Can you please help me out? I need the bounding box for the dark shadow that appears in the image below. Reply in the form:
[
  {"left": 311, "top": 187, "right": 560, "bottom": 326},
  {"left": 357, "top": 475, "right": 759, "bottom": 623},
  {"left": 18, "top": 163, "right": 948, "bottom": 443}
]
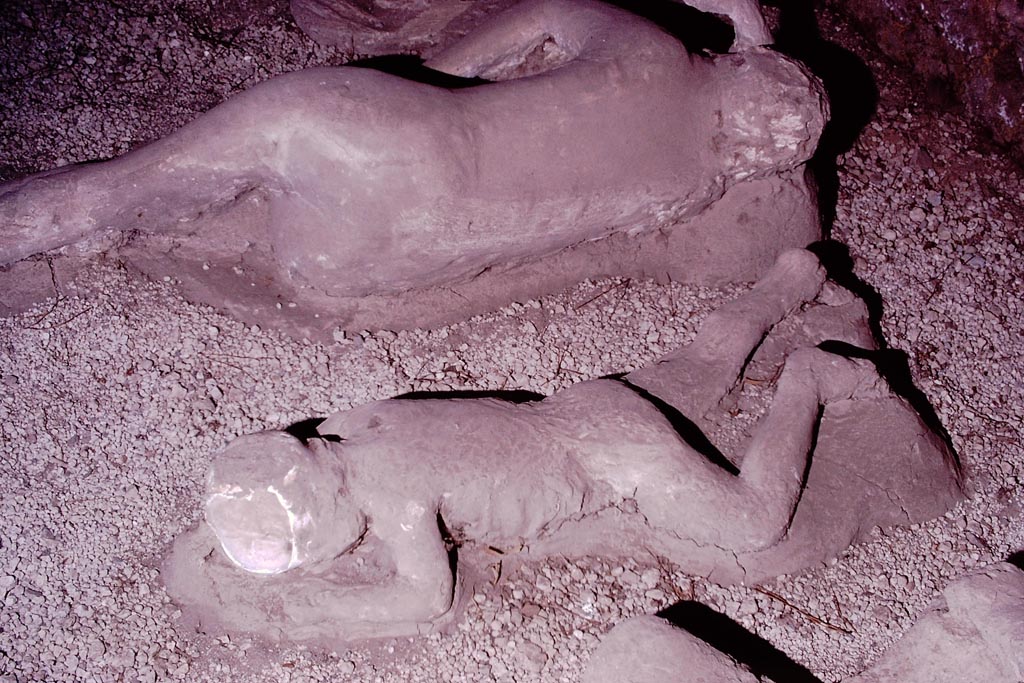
[
  {"left": 658, "top": 601, "right": 824, "bottom": 683},
  {"left": 614, "top": 377, "right": 740, "bottom": 475},
  {"left": 436, "top": 512, "right": 461, "bottom": 591},
  {"left": 765, "top": 0, "right": 879, "bottom": 234},
  {"left": 285, "top": 416, "right": 341, "bottom": 443},
  {"left": 1007, "top": 550, "right": 1024, "bottom": 571},
  {"left": 605, "top": 0, "right": 734, "bottom": 54},
  {"left": 841, "top": 343, "right": 962, "bottom": 478},
  {"left": 789, "top": 403, "right": 823, "bottom": 525},
  {"left": 394, "top": 388, "right": 545, "bottom": 403},
  {"left": 807, "top": 241, "right": 959, "bottom": 476},
  {"left": 807, "top": 239, "right": 962, "bottom": 479},
  {"left": 348, "top": 54, "right": 491, "bottom": 89},
  {"left": 808, "top": 240, "right": 885, "bottom": 344},
  {"left": 809, "top": 340, "right": 961, "bottom": 483}
]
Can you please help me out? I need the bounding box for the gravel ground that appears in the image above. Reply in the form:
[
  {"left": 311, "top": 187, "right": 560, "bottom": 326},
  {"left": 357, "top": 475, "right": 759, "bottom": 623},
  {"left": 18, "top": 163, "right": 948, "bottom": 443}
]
[{"left": 1, "top": 2, "right": 1023, "bottom": 682}]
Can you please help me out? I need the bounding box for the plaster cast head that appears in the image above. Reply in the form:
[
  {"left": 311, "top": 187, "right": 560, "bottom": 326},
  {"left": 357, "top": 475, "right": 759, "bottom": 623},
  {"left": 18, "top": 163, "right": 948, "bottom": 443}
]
[{"left": 204, "top": 431, "right": 365, "bottom": 575}]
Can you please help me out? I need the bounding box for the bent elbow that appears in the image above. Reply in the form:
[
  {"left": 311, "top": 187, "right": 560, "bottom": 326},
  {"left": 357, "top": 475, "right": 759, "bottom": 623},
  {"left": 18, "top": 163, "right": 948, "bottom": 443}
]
[{"left": 402, "top": 570, "right": 457, "bottom": 623}]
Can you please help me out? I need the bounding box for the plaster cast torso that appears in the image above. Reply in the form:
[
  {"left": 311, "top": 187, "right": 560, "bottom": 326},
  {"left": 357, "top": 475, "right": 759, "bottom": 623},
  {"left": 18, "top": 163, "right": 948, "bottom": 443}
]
[
  {"left": 316, "top": 375, "right": 753, "bottom": 555},
  {"left": 318, "top": 396, "right": 603, "bottom": 548},
  {"left": 264, "top": 4, "right": 718, "bottom": 296}
]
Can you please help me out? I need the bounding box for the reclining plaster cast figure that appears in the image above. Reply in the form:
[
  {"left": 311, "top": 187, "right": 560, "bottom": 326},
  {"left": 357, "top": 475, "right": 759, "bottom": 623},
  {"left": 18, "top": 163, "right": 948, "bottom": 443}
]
[
  {"left": 0, "top": 0, "right": 826, "bottom": 320},
  {"left": 163, "top": 250, "right": 962, "bottom": 643}
]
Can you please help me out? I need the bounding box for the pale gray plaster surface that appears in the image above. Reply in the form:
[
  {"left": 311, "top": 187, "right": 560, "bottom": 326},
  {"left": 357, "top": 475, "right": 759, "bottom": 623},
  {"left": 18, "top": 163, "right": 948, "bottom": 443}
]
[{"left": 583, "top": 614, "right": 761, "bottom": 683}]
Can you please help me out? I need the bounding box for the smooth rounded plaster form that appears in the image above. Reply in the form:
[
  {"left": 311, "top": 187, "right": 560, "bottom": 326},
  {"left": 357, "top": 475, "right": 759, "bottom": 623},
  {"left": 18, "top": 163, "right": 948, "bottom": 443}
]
[
  {"left": 204, "top": 432, "right": 365, "bottom": 575},
  {"left": 583, "top": 562, "right": 1024, "bottom": 683}
]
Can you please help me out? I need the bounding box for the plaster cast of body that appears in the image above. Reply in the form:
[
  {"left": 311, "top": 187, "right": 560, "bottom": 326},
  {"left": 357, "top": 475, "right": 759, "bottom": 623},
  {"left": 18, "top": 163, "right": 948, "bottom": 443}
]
[
  {"left": 583, "top": 562, "right": 1024, "bottom": 683},
  {"left": 0, "top": 0, "right": 825, "bottom": 298},
  {"left": 164, "top": 250, "right": 961, "bottom": 642}
]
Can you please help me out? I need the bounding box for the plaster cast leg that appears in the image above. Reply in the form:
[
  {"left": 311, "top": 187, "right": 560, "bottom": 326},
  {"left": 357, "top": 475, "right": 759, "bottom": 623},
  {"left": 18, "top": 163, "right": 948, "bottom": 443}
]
[
  {"left": 730, "top": 347, "right": 888, "bottom": 545},
  {"left": 0, "top": 66, "right": 459, "bottom": 278},
  {"left": 626, "top": 248, "right": 826, "bottom": 418},
  {"left": 425, "top": 0, "right": 622, "bottom": 79},
  {"left": 0, "top": 81, "right": 277, "bottom": 265},
  {"left": 628, "top": 345, "right": 888, "bottom": 551}
]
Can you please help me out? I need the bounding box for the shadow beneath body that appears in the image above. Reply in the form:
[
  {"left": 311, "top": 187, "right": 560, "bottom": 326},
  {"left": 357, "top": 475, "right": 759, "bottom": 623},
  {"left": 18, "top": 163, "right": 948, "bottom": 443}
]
[
  {"left": 766, "top": 0, "right": 878, "bottom": 235},
  {"left": 658, "top": 601, "right": 824, "bottom": 683}
]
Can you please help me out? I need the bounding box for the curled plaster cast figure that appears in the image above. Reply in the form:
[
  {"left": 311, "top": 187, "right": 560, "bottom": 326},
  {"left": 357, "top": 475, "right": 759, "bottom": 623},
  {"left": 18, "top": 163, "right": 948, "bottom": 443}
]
[
  {"left": 0, "top": 0, "right": 826, "bottom": 311},
  {"left": 163, "top": 250, "right": 961, "bottom": 643}
]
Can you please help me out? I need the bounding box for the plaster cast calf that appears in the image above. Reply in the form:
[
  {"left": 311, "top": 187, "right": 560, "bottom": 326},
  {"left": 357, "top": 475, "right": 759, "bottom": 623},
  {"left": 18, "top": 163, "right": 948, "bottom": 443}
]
[
  {"left": 163, "top": 250, "right": 961, "bottom": 643},
  {"left": 0, "top": 0, "right": 825, "bottom": 299}
]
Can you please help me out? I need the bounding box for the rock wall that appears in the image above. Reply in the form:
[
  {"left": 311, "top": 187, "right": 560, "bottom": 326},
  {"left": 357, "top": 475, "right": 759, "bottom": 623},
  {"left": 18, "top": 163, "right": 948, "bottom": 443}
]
[{"left": 825, "top": 0, "right": 1024, "bottom": 161}]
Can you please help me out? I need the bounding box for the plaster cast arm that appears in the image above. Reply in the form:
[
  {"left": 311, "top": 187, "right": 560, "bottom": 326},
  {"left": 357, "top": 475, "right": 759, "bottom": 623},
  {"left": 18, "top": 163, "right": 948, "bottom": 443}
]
[
  {"left": 425, "top": 0, "right": 635, "bottom": 79},
  {"left": 281, "top": 497, "right": 455, "bottom": 635}
]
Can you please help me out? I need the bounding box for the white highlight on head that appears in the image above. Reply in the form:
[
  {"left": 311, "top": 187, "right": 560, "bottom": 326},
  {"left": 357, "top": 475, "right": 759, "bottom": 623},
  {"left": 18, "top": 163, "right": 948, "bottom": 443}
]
[{"left": 267, "top": 485, "right": 305, "bottom": 572}]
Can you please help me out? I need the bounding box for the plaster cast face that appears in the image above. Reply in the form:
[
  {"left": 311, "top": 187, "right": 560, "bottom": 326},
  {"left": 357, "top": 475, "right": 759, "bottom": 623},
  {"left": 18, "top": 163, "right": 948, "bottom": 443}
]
[
  {"left": 204, "top": 432, "right": 364, "bottom": 575},
  {"left": 206, "top": 485, "right": 303, "bottom": 574}
]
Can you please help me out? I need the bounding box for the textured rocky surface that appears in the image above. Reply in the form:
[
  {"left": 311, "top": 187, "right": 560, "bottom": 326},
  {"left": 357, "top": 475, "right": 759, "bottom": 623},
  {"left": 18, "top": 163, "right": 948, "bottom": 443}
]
[
  {"left": 2, "top": 1, "right": 1024, "bottom": 682},
  {"left": 827, "top": 0, "right": 1024, "bottom": 161}
]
